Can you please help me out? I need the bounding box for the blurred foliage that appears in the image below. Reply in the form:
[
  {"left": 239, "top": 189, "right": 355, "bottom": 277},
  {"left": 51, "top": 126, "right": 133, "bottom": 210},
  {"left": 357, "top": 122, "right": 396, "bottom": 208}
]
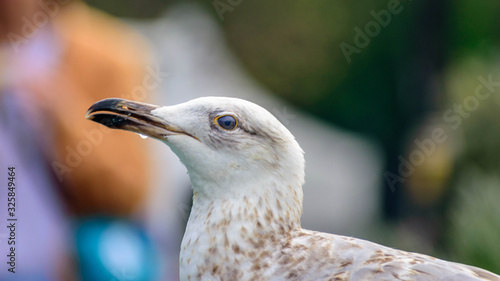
[
  {"left": 445, "top": 56, "right": 500, "bottom": 171},
  {"left": 445, "top": 169, "right": 500, "bottom": 273},
  {"left": 447, "top": 0, "right": 500, "bottom": 57},
  {"left": 443, "top": 50, "right": 500, "bottom": 274}
]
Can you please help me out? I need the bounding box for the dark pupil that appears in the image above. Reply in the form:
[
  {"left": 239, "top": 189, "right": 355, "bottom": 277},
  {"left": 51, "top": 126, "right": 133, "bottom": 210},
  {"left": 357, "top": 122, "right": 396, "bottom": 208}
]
[{"left": 218, "top": 116, "right": 236, "bottom": 130}]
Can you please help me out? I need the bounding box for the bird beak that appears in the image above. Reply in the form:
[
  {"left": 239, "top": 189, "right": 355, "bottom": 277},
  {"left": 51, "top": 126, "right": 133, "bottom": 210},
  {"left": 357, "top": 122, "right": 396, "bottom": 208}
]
[{"left": 86, "top": 98, "right": 198, "bottom": 140}]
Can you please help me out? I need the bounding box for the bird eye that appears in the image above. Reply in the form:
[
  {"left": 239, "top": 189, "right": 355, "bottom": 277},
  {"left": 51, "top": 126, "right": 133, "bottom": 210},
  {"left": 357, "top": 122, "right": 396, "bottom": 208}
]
[{"left": 215, "top": 115, "right": 238, "bottom": 130}]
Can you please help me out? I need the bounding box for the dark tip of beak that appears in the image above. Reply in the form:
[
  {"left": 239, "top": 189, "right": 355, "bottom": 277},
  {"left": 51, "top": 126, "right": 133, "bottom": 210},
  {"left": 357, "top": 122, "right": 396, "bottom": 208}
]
[
  {"left": 85, "top": 98, "right": 199, "bottom": 141},
  {"left": 85, "top": 98, "right": 128, "bottom": 119},
  {"left": 85, "top": 98, "right": 175, "bottom": 138}
]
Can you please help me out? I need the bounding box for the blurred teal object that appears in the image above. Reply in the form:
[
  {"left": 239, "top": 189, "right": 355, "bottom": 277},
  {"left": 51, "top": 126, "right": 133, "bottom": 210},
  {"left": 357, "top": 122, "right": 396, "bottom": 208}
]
[{"left": 75, "top": 218, "right": 160, "bottom": 281}]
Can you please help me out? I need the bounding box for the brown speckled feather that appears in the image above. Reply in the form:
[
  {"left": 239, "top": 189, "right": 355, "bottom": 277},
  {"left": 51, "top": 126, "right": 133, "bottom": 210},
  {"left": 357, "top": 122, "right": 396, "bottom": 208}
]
[{"left": 181, "top": 195, "right": 500, "bottom": 281}]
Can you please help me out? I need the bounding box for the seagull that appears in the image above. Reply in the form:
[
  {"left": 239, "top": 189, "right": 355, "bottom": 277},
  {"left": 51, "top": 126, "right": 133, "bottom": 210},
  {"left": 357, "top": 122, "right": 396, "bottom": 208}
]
[{"left": 86, "top": 97, "right": 500, "bottom": 281}]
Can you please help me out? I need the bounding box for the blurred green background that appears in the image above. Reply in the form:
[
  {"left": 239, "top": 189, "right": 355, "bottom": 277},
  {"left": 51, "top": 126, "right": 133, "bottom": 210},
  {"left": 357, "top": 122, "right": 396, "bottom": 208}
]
[{"left": 85, "top": 0, "right": 500, "bottom": 274}]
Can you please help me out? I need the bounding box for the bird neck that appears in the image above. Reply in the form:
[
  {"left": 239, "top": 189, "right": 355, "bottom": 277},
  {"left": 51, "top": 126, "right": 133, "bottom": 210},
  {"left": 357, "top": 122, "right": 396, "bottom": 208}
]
[
  {"left": 179, "top": 180, "right": 302, "bottom": 279},
  {"left": 187, "top": 174, "right": 304, "bottom": 238},
  {"left": 191, "top": 168, "right": 303, "bottom": 224}
]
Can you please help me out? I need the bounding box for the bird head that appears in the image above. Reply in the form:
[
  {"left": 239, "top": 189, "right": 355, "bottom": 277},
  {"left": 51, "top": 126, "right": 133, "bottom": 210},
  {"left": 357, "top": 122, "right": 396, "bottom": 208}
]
[{"left": 86, "top": 97, "right": 305, "bottom": 201}]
